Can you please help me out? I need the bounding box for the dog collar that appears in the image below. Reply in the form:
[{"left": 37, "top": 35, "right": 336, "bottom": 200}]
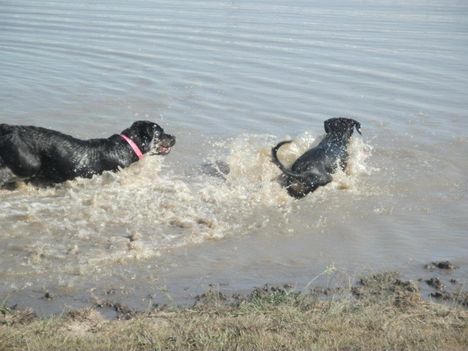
[{"left": 120, "top": 134, "right": 144, "bottom": 160}]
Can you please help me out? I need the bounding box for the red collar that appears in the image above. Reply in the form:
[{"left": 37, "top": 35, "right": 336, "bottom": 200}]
[{"left": 120, "top": 134, "right": 144, "bottom": 160}]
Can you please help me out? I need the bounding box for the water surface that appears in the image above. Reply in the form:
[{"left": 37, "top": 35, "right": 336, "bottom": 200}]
[{"left": 1, "top": 0, "right": 467, "bottom": 315}]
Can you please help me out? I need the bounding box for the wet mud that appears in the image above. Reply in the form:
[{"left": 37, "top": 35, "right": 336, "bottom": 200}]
[{"left": 4, "top": 262, "right": 465, "bottom": 321}]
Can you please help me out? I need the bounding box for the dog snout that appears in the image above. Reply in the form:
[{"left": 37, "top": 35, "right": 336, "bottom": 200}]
[{"left": 165, "top": 134, "right": 176, "bottom": 147}]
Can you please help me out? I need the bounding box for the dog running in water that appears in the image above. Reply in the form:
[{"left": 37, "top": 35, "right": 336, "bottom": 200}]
[
  {"left": 272, "top": 117, "right": 361, "bottom": 198},
  {"left": 0, "top": 121, "right": 175, "bottom": 187}
]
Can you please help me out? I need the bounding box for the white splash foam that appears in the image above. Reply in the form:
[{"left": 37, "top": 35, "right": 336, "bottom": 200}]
[{"left": 0, "top": 133, "right": 373, "bottom": 279}]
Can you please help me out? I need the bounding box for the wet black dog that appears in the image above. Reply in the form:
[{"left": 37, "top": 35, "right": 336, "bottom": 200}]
[
  {"left": 0, "top": 121, "right": 175, "bottom": 186},
  {"left": 272, "top": 118, "right": 361, "bottom": 198}
]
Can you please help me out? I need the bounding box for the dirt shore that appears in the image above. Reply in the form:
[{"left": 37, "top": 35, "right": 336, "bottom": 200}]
[{"left": 1, "top": 270, "right": 467, "bottom": 351}]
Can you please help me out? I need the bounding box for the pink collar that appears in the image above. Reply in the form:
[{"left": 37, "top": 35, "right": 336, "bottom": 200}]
[{"left": 120, "top": 134, "right": 144, "bottom": 160}]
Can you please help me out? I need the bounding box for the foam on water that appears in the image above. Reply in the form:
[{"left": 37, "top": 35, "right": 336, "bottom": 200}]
[{"left": 0, "top": 133, "right": 371, "bottom": 285}]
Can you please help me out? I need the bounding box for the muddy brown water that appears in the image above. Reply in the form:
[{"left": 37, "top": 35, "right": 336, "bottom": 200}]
[{"left": 1, "top": 0, "right": 467, "bottom": 315}]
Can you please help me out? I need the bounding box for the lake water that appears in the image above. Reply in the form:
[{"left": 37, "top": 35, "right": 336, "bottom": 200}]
[{"left": 1, "top": 0, "right": 467, "bottom": 315}]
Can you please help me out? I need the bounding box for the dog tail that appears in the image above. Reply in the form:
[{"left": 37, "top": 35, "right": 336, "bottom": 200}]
[{"left": 271, "top": 140, "right": 306, "bottom": 179}]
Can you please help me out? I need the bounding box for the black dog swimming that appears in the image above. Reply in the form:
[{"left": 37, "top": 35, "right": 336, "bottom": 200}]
[
  {"left": 272, "top": 118, "right": 361, "bottom": 199},
  {"left": 0, "top": 121, "right": 175, "bottom": 187}
]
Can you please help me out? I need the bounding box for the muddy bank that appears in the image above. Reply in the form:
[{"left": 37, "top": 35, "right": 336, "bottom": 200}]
[
  {"left": 1, "top": 271, "right": 467, "bottom": 351},
  {"left": 422, "top": 261, "right": 467, "bottom": 307},
  {"left": 5, "top": 260, "right": 466, "bottom": 319}
]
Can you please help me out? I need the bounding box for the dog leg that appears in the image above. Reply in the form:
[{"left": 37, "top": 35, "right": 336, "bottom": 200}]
[
  {"left": 0, "top": 157, "right": 19, "bottom": 187},
  {"left": 0, "top": 138, "right": 41, "bottom": 181}
]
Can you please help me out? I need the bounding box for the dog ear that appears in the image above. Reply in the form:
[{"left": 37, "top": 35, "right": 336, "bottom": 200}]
[
  {"left": 128, "top": 121, "right": 162, "bottom": 138},
  {"left": 121, "top": 121, "right": 158, "bottom": 144},
  {"left": 354, "top": 121, "right": 362, "bottom": 135},
  {"left": 151, "top": 123, "right": 163, "bottom": 137}
]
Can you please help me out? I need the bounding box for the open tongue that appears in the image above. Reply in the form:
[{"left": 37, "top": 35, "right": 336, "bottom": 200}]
[{"left": 158, "top": 146, "right": 171, "bottom": 155}]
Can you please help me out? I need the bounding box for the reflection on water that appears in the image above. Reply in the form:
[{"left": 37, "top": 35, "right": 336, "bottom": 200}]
[{"left": 0, "top": 0, "right": 467, "bottom": 314}]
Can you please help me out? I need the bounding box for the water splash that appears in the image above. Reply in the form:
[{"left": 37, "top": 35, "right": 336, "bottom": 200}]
[{"left": 0, "top": 133, "right": 372, "bottom": 280}]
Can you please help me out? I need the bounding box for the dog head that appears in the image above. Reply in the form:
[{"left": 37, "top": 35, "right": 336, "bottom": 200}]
[
  {"left": 324, "top": 118, "right": 361, "bottom": 138},
  {"left": 121, "top": 121, "right": 176, "bottom": 155}
]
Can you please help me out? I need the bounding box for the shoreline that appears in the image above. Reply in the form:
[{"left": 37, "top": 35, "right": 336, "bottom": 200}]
[
  {"left": 2, "top": 260, "right": 466, "bottom": 317},
  {"left": 1, "top": 270, "right": 466, "bottom": 351}
]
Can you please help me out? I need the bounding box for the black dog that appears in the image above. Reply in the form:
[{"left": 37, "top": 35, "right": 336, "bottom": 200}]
[
  {"left": 272, "top": 118, "right": 361, "bottom": 198},
  {"left": 0, "top": 121, "right": 175, "bottom": 186}
]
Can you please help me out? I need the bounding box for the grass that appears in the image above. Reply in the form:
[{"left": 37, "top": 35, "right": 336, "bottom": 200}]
[{"left": 0, "top": 272, "right": 467, "bottom": 351}]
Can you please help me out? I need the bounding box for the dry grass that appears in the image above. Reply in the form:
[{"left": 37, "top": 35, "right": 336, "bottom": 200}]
[{"left": 1, "top": 272, "right": 467, "bottom": 351}]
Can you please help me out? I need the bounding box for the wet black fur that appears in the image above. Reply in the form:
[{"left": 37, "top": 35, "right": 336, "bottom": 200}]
[
  {"left": 0, "top": 121, "right": 175, "bottom": 186},
  {"left": 272, "top": 118, "right": 361, "bottom": 199}
]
